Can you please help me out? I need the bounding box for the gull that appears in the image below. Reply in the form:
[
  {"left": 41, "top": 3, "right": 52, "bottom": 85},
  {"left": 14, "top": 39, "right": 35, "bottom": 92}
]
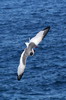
[{"left": 17, "top": 26, "right": 50, "bottom": 80}]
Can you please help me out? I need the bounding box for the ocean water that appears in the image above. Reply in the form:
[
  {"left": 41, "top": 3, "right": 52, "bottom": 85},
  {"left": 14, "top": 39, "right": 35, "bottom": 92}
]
[{"left": 0, "top": 0, "right": 66, "bottom": 100}]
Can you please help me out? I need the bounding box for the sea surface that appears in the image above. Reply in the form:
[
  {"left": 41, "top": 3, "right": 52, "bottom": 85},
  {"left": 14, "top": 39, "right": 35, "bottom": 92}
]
[{"left": 0, "top": 0, "right": 66, "bottom": 100}]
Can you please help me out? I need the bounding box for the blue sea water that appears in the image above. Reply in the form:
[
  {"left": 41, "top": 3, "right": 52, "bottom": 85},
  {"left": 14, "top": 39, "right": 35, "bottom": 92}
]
[{"left": 0, "top": 0, "right": 66, "bottom": 100}]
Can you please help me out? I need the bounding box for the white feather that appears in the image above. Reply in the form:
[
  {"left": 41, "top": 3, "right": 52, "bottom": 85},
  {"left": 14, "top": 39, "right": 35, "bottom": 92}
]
[
  {"left": 30, "top": 31, "right": 44, "bottom": 46},
  {"left": 17, "top": 51, "right": 25, "bottom": 76},
  {"left": 25, "top": 42, "right": 29, "bottom": 47}
]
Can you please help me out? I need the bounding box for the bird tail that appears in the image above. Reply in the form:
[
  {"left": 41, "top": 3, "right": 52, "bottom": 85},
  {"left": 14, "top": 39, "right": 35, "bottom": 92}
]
[
  {"left": 25, "top": 42, "right": 29, "bottom": 47},
  {"left": 25, "top": 38, "right": 30, "bottom": 47}
]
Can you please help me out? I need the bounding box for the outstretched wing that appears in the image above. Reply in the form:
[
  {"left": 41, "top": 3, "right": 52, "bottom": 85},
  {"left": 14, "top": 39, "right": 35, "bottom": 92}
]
[
  {"left": 30, "top": 26, "right": 50, "bottom": 46},
  {"left": 17, "top": 48, "right": 30, "bottom": 80}
]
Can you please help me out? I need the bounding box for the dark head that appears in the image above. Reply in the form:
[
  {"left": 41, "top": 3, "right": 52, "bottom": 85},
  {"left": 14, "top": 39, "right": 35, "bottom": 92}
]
[{"left": 30, "top": 49, "right": 35, "bottom": 56}]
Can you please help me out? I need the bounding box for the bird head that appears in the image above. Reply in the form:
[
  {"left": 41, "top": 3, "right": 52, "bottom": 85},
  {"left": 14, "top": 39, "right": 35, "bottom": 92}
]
[{"left": 30, "top": 49, "right": 35, "bottom": 56}]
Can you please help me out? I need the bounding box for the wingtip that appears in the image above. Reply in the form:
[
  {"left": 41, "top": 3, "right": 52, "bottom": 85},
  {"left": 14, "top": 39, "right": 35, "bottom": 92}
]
[
  {"left": 17, "top": 73, "right": 23, "bottom": 81},
  {"left": 43, "top": 26, "right": 50, "bottom": 31}
]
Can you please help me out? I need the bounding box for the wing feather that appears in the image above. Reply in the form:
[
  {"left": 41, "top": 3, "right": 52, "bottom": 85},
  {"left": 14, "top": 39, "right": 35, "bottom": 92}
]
[{"left": 30, "top": 26, "right": 50, "bottom": 46}]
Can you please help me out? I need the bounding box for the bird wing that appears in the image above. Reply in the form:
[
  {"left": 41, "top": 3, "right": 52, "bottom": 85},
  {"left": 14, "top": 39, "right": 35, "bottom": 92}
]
[
  {"left": 17, "top": 48, "right": 30, "bottom": 80},
  {"left": 30, "top": 26, "right": 50, "bottom": 46}
]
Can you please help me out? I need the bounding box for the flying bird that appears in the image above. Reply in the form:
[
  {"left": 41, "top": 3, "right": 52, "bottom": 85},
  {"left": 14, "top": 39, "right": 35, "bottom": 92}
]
[{"left": 17, "top": 26, "right": 50, "bottom": 80}]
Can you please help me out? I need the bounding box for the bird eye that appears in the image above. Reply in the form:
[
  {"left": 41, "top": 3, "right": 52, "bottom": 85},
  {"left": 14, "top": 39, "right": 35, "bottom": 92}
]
[{"left": 30, "top": 52, "right": 33, "bottom": 56}]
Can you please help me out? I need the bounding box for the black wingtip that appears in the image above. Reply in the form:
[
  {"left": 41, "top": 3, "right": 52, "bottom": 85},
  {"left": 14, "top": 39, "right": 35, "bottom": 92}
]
[
  {"left": 43, "top": 26, "right": 50, "bottom": 31},
  {"left": 41, "top": 26, "right": 50, "bottom": 39},
  {"left": 17, "top": 73, "right": 23, "bottom": 81}
]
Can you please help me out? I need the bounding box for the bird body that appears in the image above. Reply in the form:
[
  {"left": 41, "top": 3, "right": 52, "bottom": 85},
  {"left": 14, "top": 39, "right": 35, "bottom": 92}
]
[{"left": 17, "top": 26, "right": 50, "bottom": 80}]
